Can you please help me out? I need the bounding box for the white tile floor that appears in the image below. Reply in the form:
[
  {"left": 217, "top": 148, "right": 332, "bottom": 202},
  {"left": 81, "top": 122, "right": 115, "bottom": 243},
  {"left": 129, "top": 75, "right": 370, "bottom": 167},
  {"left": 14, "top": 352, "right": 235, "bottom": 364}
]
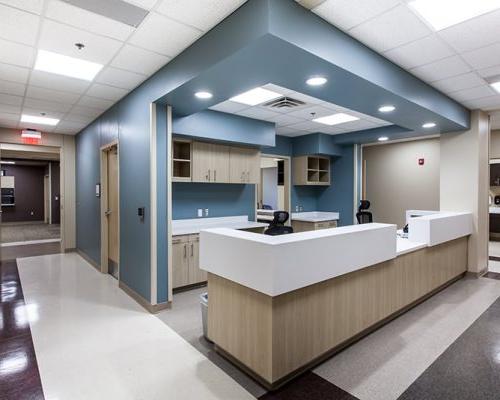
[
  {"left": 488, "top": 241, "right": 500, "bottom": 272},
  {"left": 17, "top": 253, "right": 255, "bottom": 400},
  {"left": 314, "top": 277, "right": 500, "bottom": 400}
]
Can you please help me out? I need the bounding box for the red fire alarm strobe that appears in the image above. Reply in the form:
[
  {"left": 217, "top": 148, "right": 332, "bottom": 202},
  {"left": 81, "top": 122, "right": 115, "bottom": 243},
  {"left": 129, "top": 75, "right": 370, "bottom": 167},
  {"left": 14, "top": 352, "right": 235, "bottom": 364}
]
[{"left": 418, "top": 158, "right": 425, "bottom": 166}]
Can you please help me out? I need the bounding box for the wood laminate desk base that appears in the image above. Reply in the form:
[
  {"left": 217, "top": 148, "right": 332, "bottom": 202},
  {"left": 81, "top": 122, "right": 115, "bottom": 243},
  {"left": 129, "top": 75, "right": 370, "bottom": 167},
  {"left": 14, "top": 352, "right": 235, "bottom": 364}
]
[{"left": 207, "top": 237, "right": 468, "bottom": 389}]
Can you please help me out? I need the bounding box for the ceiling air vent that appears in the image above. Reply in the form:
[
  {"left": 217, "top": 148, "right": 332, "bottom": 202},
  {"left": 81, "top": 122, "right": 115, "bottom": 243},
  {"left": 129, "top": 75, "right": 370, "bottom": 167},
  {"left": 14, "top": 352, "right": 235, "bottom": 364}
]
[{"left": 264, "top": 96, "right": 305, "bottom": 110}]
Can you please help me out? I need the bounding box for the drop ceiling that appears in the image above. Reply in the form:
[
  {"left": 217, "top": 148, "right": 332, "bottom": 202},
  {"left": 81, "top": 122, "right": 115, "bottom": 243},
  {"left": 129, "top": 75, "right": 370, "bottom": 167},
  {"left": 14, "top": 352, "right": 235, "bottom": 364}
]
[
  {"left": 210, "top": 84, "right": 392, "bottom": 137},
  {"left": 1, "top": 0, "right": 500, "bottom": 136}
]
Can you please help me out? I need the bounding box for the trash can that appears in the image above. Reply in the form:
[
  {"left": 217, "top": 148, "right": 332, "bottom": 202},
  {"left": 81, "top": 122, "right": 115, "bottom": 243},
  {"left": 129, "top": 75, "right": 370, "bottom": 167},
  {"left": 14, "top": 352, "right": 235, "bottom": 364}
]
[{"left": 200, "top": 292, "right": 211, "bottom": 341}]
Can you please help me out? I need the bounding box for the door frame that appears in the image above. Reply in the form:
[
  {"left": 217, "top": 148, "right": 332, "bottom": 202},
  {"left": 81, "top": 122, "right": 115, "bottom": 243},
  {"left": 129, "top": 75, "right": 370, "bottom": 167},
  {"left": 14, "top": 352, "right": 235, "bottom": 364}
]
[
  {"left": 100, "top": 139, "right": 120, "bottom": 275},
  {"left": 258, "top": 153, "right": 292, "bottom": 217}
]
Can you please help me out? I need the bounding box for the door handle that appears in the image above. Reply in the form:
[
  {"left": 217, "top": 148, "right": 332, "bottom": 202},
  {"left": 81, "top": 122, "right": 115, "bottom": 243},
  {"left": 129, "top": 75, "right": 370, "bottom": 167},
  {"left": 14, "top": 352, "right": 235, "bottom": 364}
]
[
  {"left": 105, "top": 209, "right": 112, "bottom": 216},
  {"left": 183, "top": 244, "right": 187, "bottom": 258}
]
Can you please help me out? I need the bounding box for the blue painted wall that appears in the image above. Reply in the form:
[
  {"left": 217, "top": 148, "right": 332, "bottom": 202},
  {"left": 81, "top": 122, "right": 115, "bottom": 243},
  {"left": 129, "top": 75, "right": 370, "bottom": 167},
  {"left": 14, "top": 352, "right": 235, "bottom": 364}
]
[
  {"left": 173, "top": 110, "right": 275, "bottom": 147},
  {"left": 172, "top": 183, "right": 256, "bottom": 220}
]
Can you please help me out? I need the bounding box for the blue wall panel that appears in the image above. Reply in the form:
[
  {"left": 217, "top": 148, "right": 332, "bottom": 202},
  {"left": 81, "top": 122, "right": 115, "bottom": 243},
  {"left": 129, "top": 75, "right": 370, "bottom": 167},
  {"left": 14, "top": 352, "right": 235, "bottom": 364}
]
[{"left": 172, "top": 183, "right": 256, "bottom": 221}]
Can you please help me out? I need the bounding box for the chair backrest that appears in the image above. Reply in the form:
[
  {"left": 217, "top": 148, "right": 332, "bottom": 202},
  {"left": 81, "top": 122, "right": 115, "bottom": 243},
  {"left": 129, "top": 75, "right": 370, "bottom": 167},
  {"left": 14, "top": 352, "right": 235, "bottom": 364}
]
[
  {"left": 356, "top": 211, "right": 373, "bottom": 224},
  {"left": 358, "top": 200, "right": 371, "bottom": 212},
  {"left": 262, "top": 204, "right": 273, "bottom": 210},
  {"left": 264, "top": 211, "right": 294, "bottom": 235},
  {"left": 270, "top": 211, "right": 289, "bottom": 226}
]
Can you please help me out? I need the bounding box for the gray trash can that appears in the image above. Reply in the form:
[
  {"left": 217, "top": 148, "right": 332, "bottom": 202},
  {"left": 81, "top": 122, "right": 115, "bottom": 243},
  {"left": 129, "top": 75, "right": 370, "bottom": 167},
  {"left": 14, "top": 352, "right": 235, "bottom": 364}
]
[{"left": 200, "top": 292, "right": 210, "bottom": 341}]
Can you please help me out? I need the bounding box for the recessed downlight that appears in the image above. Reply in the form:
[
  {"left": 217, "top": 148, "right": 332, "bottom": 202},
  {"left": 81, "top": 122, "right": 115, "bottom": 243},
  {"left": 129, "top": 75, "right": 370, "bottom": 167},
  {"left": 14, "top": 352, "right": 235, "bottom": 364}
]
[
  {"left": 195, "top": 91, "right": 213, "bottom": 100},
  {"left": 422, "top": 122, "right": 436, "bottom": 129},
  {"left": 378, "top": 105, "right": 395, "bottom": 113},
  {"left": 306, "top": 76, "right": 328, "bottom": 86},
  {"left": 378, "top": 136, "right": 389, "bottom": 142}
]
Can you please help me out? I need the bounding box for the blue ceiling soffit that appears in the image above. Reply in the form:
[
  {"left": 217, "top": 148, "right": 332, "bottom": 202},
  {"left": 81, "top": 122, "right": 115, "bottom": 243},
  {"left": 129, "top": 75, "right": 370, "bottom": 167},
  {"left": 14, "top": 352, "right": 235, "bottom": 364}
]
[{"left": 156, "top": 0, "right": 470, "bottom": 140}]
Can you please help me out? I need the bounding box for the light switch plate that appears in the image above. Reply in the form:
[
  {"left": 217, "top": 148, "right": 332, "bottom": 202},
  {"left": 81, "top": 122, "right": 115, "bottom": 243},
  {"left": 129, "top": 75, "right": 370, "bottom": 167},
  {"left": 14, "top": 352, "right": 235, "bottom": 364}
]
[
  {"left": 197, "top": 209, "right": 203, "bottom": 217},
  {"left": 204, "top": 208, "right": 209, "bottom": 217}
]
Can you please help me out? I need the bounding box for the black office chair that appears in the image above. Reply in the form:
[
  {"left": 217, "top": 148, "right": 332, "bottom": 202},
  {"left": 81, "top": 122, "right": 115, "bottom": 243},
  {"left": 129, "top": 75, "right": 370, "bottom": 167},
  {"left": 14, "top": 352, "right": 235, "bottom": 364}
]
[
  {"left": 262, "top": 204, "right": 273, "bottom": 210},
  {"left": 264, "top": 211, "right": 294, "bottom": 236},
  {"left": 356, "top": 200, "right": 373, "bottom": 224}
]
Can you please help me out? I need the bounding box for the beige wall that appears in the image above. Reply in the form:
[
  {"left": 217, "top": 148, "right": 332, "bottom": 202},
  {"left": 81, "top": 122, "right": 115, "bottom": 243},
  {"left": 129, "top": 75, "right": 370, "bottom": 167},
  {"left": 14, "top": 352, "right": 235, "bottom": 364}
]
[
  {"left": 440, "top": 110, "right": 489, "bottom": 274},
  {"left": 490, "top": 129, "right": 500, "bottom": 159},
  {"left": 363, "top": 137, "right": 440, "bottom": 228},
  {"left": 0, "top": 128, "right": 76, "bottom": 250}
]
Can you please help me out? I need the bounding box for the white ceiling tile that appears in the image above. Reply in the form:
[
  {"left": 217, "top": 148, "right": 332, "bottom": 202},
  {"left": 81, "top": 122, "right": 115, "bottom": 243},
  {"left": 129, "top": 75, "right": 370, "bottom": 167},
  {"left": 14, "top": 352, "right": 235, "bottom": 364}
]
[
  {"left": 26, "top": 86, "right": 81, "bottom": 104},
  {"left": 276, "top": 126, "right": 309, "bottom": 137},
  {"left": 267, "top": 113, "right": 304, "bottom": 127},
  {"left": 0, "top": 102, "right": 20, "bottom": 114},
  {"left": 0, "top": 0, "right": 43, "bottom": 14},
  {"left": 96, "top": 67, "right": 146, "bottom": 90},
  {"left": 477, "top": 65, "right": 500, "bottom": 79},
  {"left": 0, "top": 118, "right": 19, "bottom": 128},
  {"left": 461, "top": 43, "right": 500, "bottom": 70},
  {"left": 432, "top": 72, "right": 487, "bottom": 93},
  {"left": 30, "top": 70, "right": 91, "bottom": 93},
  {"left": 69, "top": 105, "right": 103, "bottom": 118},
  {"left": 123, "top": 0, "right": 157, "bottom": 9},
  {"left": 349, "top": 5, "right": 431, "bottom": 52},
  {"left": 22, "top": 107, "right": 65, "bottom": 120},
  {"left": 54, "top": 120, "right": 87, "bottom": 134},
  {"left": 209, "top": 101, "right": 248, "bottom": 114},
  {"left": 438, "top": 8, "right": 500, "bottom": 53},
  {"left": 156, "top": 0, "right": 246, "bottom": 31},
  {"left": 39, "top": 20, "right": 123, "bottom": 64},
  {"left": 236, "top": 108, "right": 280, "bottom": 120},
  {"left": 0, "top": 63, "right": 30, "bottom": 84},
  {"left": 261, "top": 83, "right": 293, "bottom": 95},
  {"left": 410, "top": 55, "right": 472, "bottom": 83},
  {"left": 77, "top": 96, "right": 114, "bottom": 110},
  {"left": 0, "top": 110, "right": 19, "bottom": 121},
  {"left": 18, "top": 120, "right": 55, "bottom": 132},
  {"left": 86, "top": 83, "right": 129, "bottom": 101},
  {"left": 0, "top": 38, "right": 35, "bottom": 68},
  {"left": 285, "top": 91, "right": 324, "bottom": 106},
  {"left": 24, "top": 97, "right": 73, "bottom": 113},
  {"left": 0, "top": 4, "right": 39, "bottom": 46},
  {"left": 111, "top": 45, "right": 170, "bottom": 75},
  {"left": 449, "top": 85, "right": 497, "bottom": 102},
  {"left": 0, "top": 79, "right": 25, "bottom": 96},
  {"left": 384, "top": 34, "right": 454, "bottom": 69},
  {"left": 46, "top": 0, "right": 135, "bottom": 41},
  {"left": 285, "top": 105, "right": 333, "bottom": 120},
  {"left": 0, "top": 93, "right": 23, "bottom": 106},
  {"left": 288, "top": 121, "right": 321, "bottom": 132},
  {"left": 313, "top": 0, "right": 399, "bottom": 31},
  {"left": 65, "top": 112, "right": 95, "bottom": 123},
  {"left": 129, "top": 12, "right": 202, "bottom": 57},
  {"left": 462, "top": 95, "right": 500, "bottom": 111}
]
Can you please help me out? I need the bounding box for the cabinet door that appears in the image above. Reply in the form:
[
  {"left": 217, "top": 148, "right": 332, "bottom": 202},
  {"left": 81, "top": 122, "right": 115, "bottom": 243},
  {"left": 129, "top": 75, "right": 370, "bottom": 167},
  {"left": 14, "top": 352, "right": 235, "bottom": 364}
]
[
  {"left": 246, "top": 148, "right": 261, "bottom": 184},
  {"left": 211, "top": 144, "right": 230, "bottom": 183},
  {"left": 172, "top": 237, "right": 190, "bottom": 288},
  {"left": 192, "top": 142, "right": 212, "bottom": 182},
  {"left": 188, "top": 235, "right": 207, "bottom": 284},
  {"left": 229, "top": 147, "right": 260, "bottom": 184},
  {"left": 229, "top": 147, "right": 246, "bottom": 183}
]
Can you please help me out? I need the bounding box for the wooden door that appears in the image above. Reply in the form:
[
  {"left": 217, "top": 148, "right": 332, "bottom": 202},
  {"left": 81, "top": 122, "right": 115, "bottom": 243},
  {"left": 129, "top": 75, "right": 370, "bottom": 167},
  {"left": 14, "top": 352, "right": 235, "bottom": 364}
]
[
  {"left": 172, "top": 236, "right": 189, "bottom": 288},
  {"left": 188, "top": 235, "right": 207, "bottom": 284},
  {"left": 192, "top": 141, "right": 212, "bottom": 182},
  {"left": 211, "top": 144, "right": 230, "bottom": 183},
  {"left": 107, "top": 146, "right": 119, "bottom": 265}
]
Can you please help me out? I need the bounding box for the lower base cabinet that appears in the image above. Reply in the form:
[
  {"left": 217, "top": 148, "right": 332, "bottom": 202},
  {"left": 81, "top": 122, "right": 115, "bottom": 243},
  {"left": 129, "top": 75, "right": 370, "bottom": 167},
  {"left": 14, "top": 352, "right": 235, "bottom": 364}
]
[
  {"left": 291, "top": 220, "right": 337, "bottom": 233},
  {"left": 172, "top": 234, "right": 207, "bottom": 289}
]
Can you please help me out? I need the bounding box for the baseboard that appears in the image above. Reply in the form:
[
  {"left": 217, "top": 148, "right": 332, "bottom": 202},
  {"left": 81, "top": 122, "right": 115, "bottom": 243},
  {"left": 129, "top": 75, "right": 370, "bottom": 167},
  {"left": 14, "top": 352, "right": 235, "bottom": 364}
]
[
  {"left": 76, "top": 248, "right": 100, "bottom": 271},
  {"left": 64, "top": 248, "right": 76, "bottom": 253},
  {"left": 119, "top": 280, "right": 171, "bottom": 314}
]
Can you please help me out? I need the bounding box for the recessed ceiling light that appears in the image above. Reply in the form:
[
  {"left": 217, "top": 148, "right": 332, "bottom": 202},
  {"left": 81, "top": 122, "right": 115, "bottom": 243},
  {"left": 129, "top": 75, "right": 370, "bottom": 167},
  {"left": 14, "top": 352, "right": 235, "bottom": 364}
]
[
  {"left": 35, "top": 50, "right": 102, "bottom": 81},
  {"left": 490, "top": 81, "right": 500, "bottom": 93},
  {"left": 21, "top": 114, "right": 59, "bottom": 126},
  {"left": 378, "top": 136, "right": 389, "bottom": 142},
  {"left": 313, "top": 113, "right": 360, "bottom": 126},
  {"left": 306, "top": 76, "right": 328, "bottom": 86},
  {"left": 409, "top": 0, "right": 500, "bottom": 31},
  {"left": 195, "top": 91, "right": 213, "bottom": 99},
  {"left": 422, "top": 122, "right": 436, "bottom": 129},
  {"left": 230, "top": 87, "right": 281, "bottom": 106},
  {"left": 378, "top": 105, "right": 395, "bottom": 113}
]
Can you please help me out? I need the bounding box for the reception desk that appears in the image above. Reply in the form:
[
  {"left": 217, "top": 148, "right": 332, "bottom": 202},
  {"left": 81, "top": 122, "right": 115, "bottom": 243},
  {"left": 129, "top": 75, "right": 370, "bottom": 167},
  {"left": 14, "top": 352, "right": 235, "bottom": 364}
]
[{"left": 200, "top": 212, "right": 472, "bottom": 388}]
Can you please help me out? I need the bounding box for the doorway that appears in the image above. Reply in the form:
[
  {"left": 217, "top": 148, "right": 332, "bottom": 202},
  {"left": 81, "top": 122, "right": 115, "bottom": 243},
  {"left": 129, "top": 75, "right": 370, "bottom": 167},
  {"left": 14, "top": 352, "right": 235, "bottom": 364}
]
[
  {"left": 256, "top": 154, "right": 291, "bottom": 223},
  {"left": 100, "top": 141, "right": 120, "bottom": 279}
]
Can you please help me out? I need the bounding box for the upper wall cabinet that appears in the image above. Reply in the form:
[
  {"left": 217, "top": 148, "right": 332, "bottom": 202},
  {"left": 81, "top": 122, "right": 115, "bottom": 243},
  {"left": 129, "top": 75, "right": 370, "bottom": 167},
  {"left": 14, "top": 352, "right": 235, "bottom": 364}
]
[
  {"left": 172, "top": 140, "right": 192, "bottom": 182},
  {"left": 229, "top": 147, "right": 260, "bottom": 184},
  {"left": 192, "top": 142, "right": 230, "bottom": 183},
  {"left": 293, "top": 155, "right": 330, "bottom": 186}
]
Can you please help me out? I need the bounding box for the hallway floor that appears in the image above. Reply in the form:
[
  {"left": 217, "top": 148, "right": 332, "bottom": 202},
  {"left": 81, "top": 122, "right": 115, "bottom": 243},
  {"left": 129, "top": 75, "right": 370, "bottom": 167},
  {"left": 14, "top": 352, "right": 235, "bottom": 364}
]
[
  {"left": 1, "top": 223, "right": 60, "bottom": 244},
  {"left": 2, "top": 253, "right": 500, "bottom": 399}
]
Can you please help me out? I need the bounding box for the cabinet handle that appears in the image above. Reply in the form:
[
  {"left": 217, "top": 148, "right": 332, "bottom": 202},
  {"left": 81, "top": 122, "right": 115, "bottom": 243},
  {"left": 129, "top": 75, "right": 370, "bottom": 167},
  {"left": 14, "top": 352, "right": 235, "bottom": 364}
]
[
  {"left": 207, "top": 169, "right": 211, "bottom": 181},
  {"left": 191, "top": 243, "right": 194, "bottom": 257},
  {"left": 183, "top": 244, "right": 187, "bottom": 258},
  {"left": 214, "top": 170, "right": 217, "bottom": 181},
  {"left": 247, "top": 171, "right": 250, "bottom": 182},
  {"left": 241, "top": 172, "right": 244, "bottom": 182}
]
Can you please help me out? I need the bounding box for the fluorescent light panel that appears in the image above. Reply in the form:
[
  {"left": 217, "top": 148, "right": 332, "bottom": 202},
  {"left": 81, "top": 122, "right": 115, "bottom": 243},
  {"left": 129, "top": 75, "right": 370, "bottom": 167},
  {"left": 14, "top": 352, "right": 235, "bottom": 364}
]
[
  {"left": 313, "top": 113, "right": 359, "bottom": 126},
  {"left": 230, "top": 87, "right": 281, "bottom": 106},
  {"left": 409, "top": 0, "right": 500, "bottom": 31},
  {"left": 35, "top": 50, "right": 103, "bottom": 81},
  {"left": 490, "top": 81, "right": 500, "bottom": 93},
  {"left": 21, "top": 114, "right": 59, "bottom": 126},
  {"left": 1, "top": 161, "right": 15, "bottom": 164}
]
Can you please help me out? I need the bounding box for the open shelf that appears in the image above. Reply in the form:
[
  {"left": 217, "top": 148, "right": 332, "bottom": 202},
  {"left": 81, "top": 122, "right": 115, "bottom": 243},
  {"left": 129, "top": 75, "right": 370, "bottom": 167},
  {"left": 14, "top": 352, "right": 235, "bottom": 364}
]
[
  {"left": 293, "top": 155, "right": 331, "bottom": 186},
  {"left": 172, "top": 140, "right": 192, "bottom": 182}
]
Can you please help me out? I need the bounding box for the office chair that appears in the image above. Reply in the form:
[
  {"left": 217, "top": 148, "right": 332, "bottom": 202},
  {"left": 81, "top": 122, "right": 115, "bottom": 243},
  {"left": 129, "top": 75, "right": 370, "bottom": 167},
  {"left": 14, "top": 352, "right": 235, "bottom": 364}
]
[
  {"left": 264, "top": 211, "right": 294, "bottom": 236},
  {"left": 356, "top": 200, "right": 373, "bottom": 224},
  {"left": 262, "top": 204, "right": 273, "bottom": 210}
]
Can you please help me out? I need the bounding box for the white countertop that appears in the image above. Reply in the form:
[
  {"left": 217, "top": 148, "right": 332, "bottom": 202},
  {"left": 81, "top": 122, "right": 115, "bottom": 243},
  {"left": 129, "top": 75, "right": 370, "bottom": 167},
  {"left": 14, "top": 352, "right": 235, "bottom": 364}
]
[
  {"left": 291, "top": 211, "right": 340, "bottom": 222},
  {"left": 172, "top": 216, "right": 268, "bottom": 236},
  {"left": 396, "top": 237, "right": 426, "bottom": 256},
  {"left": 490, "top": 207, "right": 500, "bottom": 214}
]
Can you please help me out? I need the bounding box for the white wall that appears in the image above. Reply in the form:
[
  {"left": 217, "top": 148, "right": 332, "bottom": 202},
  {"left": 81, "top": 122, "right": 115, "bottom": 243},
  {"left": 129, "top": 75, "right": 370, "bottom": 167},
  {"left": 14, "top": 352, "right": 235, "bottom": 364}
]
[
  {"left": 262, "top": 167, "right": 278, "bottom": 209},
  {"left": 440, "top": 110, "right": 489, "bottom": 274}
]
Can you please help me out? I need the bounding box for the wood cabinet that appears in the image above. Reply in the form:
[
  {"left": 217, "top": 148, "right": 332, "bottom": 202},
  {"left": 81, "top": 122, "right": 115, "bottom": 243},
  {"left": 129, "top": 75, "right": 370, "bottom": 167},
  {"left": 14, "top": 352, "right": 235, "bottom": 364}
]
[
  {"left": 291, "top": 219, "right": 337, "bottom": 233},
  {"left": 172, "top": 234, "right": 207, "bottom": 290},
  {"left": 192, "top": 142, "right": 230, "bottom": 183},
  {"left": 490, "top": 213, "right": 500, "bottom": 234},
  {"left": 491, "top": 163, "right": 500, "bottom": 186},
  {"left": 229, "top": 147, "right": 260, "bottom": 184},
  {"left": 172, "top": 140, "right": 192, "bottom": 182},
  {"left": 293, "top": 155, "right": 330, "bottom": 186}
]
